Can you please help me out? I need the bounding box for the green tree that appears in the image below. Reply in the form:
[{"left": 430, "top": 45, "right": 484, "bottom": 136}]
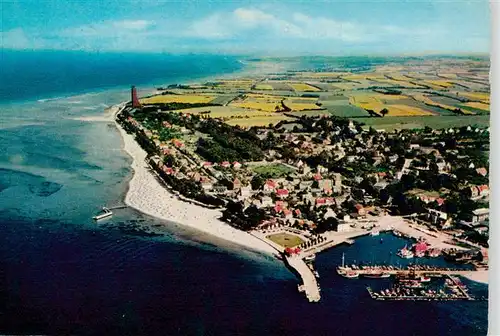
[{"left": 251, "top": 174, "right": 265, "bottom": 190}]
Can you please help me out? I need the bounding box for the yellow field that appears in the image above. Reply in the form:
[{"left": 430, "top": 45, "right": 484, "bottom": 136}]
[
  {"left": 141, "top": 94, "right": 215, "bottom": 104},
  {"left": 371, "top": 78, "right": 422, "bottom": 88},
  {"left": 283, "top": 99, "right": 321, "bottom": 111},
  {"left": 226, "top": 115, "right": 293, "bottom": 127},
  {"left": 463, "top": 101, "right": 490, "bottom": 111},
  {"left": 215, "top": 79, "right": 254, "bottom": 90},
  {"left": 229, "top": 93, "right": 287, "bottom": 112},
  {"left": 386, "top": 73, "right": 412, "bottom": 81},
  {"left": 231, "top": 102, "right": 283, "bottom": 112},
  {"left": 349, "top": 93, "right": 433, "bottom": 116},
  {"left": 423, "top": 80, "right": 454, "bottom": 88},
  {"left": 186, "top": 106, "right": 266, "bottom": 119},
  {"left": 342, "top": 74, "right": 371, "bottom": 81},
  {"left": 293, "top": 97, "right": 319, "bottom": 101},
  {"left": 460, "top": 92, "right": 490, "bottom": 103},
  {"left": 438, "top": 73, "right": 458, "bottom": 79},
  {"left": 295, "top": 72, "right": 348, "bottom": 79},
  {"left": 380, "top": 105, "right": 434, "bottom": 116},
  {"left": 289, "top": 83, "right": 321, "bottom": 92},
  {"left": 349, "top": 93, "right": 407, "bottom": 105},
  {"left": 330, "top": 83, "right": 358, "bottom": 90},
  {"left": 254, "top": 84, "right": 274, "bottom": 90},
  {"left": 245, "top": 93, "right": 283, "bottom": 100}
]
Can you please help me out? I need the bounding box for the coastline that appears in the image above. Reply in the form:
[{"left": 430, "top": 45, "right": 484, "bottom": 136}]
[
  {"left": 462, "top": 270, "right": 488, "bottom": 285},
  {"left": 113, "top": 106, "right": 277, "bottom": 256}
]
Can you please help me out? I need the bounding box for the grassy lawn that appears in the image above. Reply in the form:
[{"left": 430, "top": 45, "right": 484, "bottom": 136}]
[
  {"left": 252, "top": 163, "right": 295, "bottom": 178},
  {"left": 266, "top": 233, "right": 304, "bottom": 248}
]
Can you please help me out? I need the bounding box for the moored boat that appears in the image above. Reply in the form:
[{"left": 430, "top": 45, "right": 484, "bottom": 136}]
[
  {"left": 363, "top": 272, "right": 391, "bottom": 279},
  {"left": 341, "top": 271, "right": 360, "bottom": 279},
  {"left": 397, "top": 245, "right": 414, "bottom": 259},
  {"left": 93, "top": 207, "right": 113, "bottom": 220}
]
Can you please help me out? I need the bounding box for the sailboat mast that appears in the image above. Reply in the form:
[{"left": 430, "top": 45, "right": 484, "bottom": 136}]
[{"left": 342, "top": 253, "right": 345, "bottom": 268}]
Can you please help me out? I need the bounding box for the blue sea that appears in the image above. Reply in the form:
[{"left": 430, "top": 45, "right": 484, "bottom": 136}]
[{"left": 0, "top": 51, "right": 488, "bottom": 335}]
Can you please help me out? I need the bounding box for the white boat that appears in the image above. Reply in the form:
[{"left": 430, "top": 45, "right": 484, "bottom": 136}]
[
  {"left": 93, "top": 207, "right": 113, "bottom": 220},
  {"left": 397, "top": 245, "right": 414, "bottom": 259},
  {"left": 370, "top": 230, "right": 380, "bottom": 236},
  {"left": 304, "top": 254, "right": 316, "bottom": 262}
]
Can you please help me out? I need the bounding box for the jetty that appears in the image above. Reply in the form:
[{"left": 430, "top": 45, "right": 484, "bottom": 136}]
[
  {"left": 285, "top": 256, "right": 321, "bottom": 302},
  {"left": 366, "top": 274, "right": 483, "bottom": 301},
  {"left": 338, "top": 264, "right": 481, "bottom": 277}
]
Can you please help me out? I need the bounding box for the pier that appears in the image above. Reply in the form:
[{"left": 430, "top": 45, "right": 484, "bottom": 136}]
[
  {"left": 107, "top": 205, "right": 128, "bottom": 210},
  {"left": 338, "top": 265, "right": 481, "bottom": 277},
  {"left": 365, "top": 274, "right": 483, "bottom": 301},
  {"left": 285, "top": 256, "right": 321, "bottom": 302}
]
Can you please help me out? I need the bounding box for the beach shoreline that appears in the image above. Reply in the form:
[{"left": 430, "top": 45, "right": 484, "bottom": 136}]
[{"left": 113, "top": 106, "right": 277, "bottom": 256}]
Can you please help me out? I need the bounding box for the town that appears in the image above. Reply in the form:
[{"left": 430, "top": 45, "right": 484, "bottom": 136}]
[{"left": 116, "top": 59, "right": 489, "bottom": 302}]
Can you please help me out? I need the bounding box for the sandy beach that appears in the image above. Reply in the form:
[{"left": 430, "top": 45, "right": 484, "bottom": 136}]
[
  {"left": 462, "top": 270, "right": 488, "bottom": 284},
  {"left": 114, "top": 111, "right": 277, "bottom": 256}
]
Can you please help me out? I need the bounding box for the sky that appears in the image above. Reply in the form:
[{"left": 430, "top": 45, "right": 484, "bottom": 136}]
[{"left": 0, "top": 0, "right": 491, "bottom": 55}]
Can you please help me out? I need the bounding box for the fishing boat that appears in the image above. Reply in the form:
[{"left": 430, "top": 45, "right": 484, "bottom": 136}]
[
  {"left": 341, "top": 271, "right": 360, "bottom": 279},
  {"left": 397, "top": 246, "right": 414, "bottom": 259},
  {"left": 363, "top": 272, "right": 391, "bottom": 279},
  {"left": 420, "top": 276, "right": 431, "bottom": 282},
  {"left": 93, "top": 207, "right": 113, "bottom": 220},
  {"left": 427, "top": 249, "right": 441, "bottom": 258},
  {"left": 338, "top": 253, "right": 360, "bottom": 278},
  {"left": 404, "top": 281, "right": 424, "bottom": 289}
]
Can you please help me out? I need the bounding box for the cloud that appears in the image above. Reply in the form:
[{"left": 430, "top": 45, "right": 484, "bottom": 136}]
[
  {"left": 61, "top": 19, "right": 155, "bottom": 38},
  {"left": 1, "top": 28, "right": 33, "bottom": 49},
  {"left": 113, "top": 20, "right": 154, "bottom": 31},
  {"left": 0, "top": 7, "right": 483, "bottom": 54},
  {"left": 184, "top": 8, "right": 424, "bottom": 43},
  {"left": 185, "top": 8, "right": 304, "bottom": 40}
]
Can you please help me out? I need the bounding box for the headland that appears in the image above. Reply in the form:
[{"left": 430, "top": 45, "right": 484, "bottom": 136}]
[{"left": 108, "top": 56, "right": 489, "bottom": 302}]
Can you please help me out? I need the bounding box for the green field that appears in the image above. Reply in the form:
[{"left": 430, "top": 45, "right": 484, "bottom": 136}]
[
  {"left": 323, "top": 101, "right": 369, "bottom": 117},
  {"left": 266, "top": 232, "right": 304, "bottom": 248},
  {"left": 358, "top": 115, "right": 490, "bottom": 131},
  {"left": 252, "top": 163, "right": 295, "bottom": 178}
]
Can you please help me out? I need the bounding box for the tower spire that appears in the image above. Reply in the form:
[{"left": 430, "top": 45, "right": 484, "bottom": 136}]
[{"left": 131, "top": 85, "right": 142, "bottom": 109}]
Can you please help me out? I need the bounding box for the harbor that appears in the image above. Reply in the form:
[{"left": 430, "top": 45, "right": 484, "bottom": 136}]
[
  {"left": 365, "top": 274, "right": 487, "bottom": 301},
  {"left": 337, "top": 264, "right": 481, "bottom": 277}
]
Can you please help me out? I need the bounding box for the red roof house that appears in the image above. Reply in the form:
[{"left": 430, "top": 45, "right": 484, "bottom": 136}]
[
  {"left": 264, "top": 179, "right": 277, "bottom": 192},
  {"left": 316, "top": 198, "right": 326, "bottom": 206},
  {"left": 476, "top": 168, "right": 488, "bottom": 176},
  {"left": 276, "top": 189, "right": 289, "bottom": 198}
]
